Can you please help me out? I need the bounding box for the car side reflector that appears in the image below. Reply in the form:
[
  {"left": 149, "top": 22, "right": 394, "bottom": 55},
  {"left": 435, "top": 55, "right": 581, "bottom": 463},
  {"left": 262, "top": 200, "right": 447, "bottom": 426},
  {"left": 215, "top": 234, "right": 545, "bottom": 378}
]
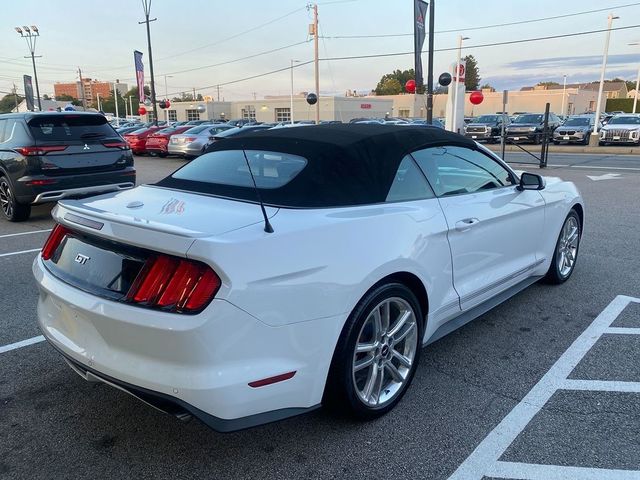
[{"left": 248, "top": 371, "right": 296, "bottom": 388}]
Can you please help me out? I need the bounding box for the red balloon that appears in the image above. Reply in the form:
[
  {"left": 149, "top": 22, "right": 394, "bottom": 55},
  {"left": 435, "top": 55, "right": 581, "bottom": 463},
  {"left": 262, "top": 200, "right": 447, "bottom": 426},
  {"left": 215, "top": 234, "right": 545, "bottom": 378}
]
[
  {"left": 405, "top": 79, "right": 416, "bottom": 94},
  {"left": 138, "top": 106, "right": 147, "bottom": 115},
  {"left": 165, "top": 100, "right": 170, "bottom": 108},
  {"left": 469, "top": 91, "right": 484, "bottom": 105}
]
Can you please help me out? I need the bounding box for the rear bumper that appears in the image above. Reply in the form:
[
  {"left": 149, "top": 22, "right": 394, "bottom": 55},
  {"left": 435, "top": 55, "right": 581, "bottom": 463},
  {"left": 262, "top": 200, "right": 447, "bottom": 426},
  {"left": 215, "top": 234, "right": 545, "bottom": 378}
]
[
  {"left": 15, "top": 168, "right": 136, "bottom": 204},
  {"left": 146, "top": 143, "right": 169, "bottom": 154},
  {"left": 168, "top": 142, "right": 205, "bottom": 156},
  {"left": 33, "top": 255, "right": 339, "bottom": 430}
]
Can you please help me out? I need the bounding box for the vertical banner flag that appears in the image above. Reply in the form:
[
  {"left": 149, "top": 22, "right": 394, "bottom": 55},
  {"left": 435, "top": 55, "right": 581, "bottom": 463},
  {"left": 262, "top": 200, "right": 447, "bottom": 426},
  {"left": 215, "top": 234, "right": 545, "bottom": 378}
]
[
  {"left": 23, "top": 75, "right": 34, "bottom": 111},
  {"left": 414, "top": 0, "right": 429, "bottom": 91},
  {"left": 134, "top": 50, "right": 145, "bottom": 102}
]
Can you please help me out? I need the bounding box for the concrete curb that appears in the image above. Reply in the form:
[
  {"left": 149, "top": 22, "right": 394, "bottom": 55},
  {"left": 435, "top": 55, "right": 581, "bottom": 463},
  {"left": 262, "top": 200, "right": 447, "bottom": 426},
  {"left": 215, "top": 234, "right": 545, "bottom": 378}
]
[{"left": 485, "top": 144, "right": 640, "bottom": 155}]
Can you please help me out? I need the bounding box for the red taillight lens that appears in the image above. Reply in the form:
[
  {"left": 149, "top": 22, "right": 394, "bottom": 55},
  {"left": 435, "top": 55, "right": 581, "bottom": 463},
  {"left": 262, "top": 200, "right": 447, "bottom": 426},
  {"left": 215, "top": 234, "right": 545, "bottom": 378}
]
[
  {"left": 16, "top": 145, "right": 68, "bottom": 156},
  {"left": 102, "top": 141, "right": 129, "bottom": 149},
  {"left": 41, "top": 224, "right": 71, "bottom": 260},
  {"left": 183, "top": 137, "right": 196, "bottom": 143},
  {"left": 126, "top": 255, "right": 220, "bottom": 313}
]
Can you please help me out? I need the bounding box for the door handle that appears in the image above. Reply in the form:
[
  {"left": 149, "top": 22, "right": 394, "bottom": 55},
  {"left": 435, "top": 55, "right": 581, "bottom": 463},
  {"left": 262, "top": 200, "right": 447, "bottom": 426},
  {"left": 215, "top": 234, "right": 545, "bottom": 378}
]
[{"left": 454, "top": 218, "right": 480, "bottom": 232}]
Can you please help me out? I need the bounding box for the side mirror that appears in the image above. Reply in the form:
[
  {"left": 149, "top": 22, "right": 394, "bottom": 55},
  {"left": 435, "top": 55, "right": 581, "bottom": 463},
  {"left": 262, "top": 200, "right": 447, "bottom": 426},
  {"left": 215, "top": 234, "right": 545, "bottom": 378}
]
[{"left": 517, "top": 172, "right": 545, "bottom": 191}]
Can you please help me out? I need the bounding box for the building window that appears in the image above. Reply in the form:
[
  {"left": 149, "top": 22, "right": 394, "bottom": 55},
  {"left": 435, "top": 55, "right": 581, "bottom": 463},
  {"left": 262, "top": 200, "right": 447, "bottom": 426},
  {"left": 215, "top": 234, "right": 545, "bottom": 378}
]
[
  {"left": 242, "top": 105, "right": 256, "bottom": 120},
  {"left": 168, "top": 110, "right": 177, "bottom": 121},
  {"left": 274, "top": 107, "right": 290, "bottom": 122},
  {"left": 186, "top": 109, "right": 200, "bottom": 121},
  {"left": 147, "top": 111, "right": 156, "bottom": 122},
  {"left": 398, "top": 109, "right": 410, "bottom": 118}
]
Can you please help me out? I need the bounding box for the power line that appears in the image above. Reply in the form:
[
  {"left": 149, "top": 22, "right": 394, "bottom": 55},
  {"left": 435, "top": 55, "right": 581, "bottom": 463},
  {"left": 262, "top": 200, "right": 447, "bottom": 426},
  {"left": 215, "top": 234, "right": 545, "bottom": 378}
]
[
  {"left": 320, "top": 24, "right": 640, "bottom": 61},
  {"left": 321, "top": 1, "right": 640, "bottom": 39},
  {"left": 160, "top": 40, "right": 311, "bottom": 76},
  {"left": 162, "top": 23, "right": 640, "bottom": 96}
]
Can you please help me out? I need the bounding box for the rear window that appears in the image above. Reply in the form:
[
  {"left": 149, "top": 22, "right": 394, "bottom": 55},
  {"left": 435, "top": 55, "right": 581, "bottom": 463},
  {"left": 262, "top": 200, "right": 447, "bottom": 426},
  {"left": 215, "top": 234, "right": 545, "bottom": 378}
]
[
  {"left": 171, "top": 150, "right": 307, "bottom": 189},
  {"left": 28, "top": 115, "right": 116, "bottom": 142},
  {"left": 184, "top": 125, "right": 210, "bottom": 134}
]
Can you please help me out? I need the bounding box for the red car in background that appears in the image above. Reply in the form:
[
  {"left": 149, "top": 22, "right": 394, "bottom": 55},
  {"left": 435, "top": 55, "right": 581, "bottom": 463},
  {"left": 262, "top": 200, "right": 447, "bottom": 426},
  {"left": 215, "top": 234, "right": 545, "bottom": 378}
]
[
  {"left": 145, "top": 126, "right": 192, "bottom": 157},
  {"left": 123, "top": 126, "right": 163, "bottom": 155}
]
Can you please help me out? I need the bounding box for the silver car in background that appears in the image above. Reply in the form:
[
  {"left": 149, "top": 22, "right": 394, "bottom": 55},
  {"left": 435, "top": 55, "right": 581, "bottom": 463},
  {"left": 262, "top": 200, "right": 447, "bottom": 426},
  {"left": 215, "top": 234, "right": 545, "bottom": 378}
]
[
  {"left": 168, "top": 124, "right": 234, "bottom": 158},
  {"left": 599, "top": 114, "right": 640, "bottom": 146},
  {"left": 553, "top": 115, "right": 595, "bottom": 145}
]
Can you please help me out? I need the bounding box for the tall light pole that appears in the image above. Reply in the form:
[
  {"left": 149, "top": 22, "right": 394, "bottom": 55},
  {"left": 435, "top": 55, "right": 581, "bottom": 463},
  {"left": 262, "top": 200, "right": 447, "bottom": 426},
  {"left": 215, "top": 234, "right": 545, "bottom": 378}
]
[
  {"left": 290, "top": 60, "right": 300, "bottom": 124},
  {"left": 113, "top": 83, "right": 120, "bottom": 127},
  {"left": 15, "top": 25, "right": 42, "bottom": 111},
  {"left": 451, "top": 35, "right": 469, "bottom": 133},
  {"left": 139, "top": 0, "right": 158, "bottom": 126},
  {"left": 164, "top": 75, "right": 173, "bottom": 125},
  {"left": 629, "top": 42, "right": 640, "bottom": 114},
  {"left": 97, "top": 92, "right": 101, "bottom": 112},
  {"left": 312, "top": 4, "right": 320, "bottom": 124},
  {"left": 591, "top": 13, "right": 619, "bottom": 144},
  {"left": 561, "top": 74, "right": 567, "bottom": 116}
]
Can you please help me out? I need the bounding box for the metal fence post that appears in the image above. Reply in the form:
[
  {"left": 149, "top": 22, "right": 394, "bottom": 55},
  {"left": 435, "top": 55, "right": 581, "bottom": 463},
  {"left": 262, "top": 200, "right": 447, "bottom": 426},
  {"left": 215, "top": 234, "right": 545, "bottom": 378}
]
[
  {"left": 501, "top": 90, "right": 508, "bottom": 160},
  {"left": 540, "top": 102, "right": 550, "bottom": 168}
]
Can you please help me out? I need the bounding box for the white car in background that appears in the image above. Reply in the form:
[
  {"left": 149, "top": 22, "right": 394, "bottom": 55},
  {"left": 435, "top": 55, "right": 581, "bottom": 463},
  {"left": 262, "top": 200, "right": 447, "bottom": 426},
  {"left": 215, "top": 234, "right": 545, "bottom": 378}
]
[{"left": 33, "top": 125, "right": 584, "bottom": 432}]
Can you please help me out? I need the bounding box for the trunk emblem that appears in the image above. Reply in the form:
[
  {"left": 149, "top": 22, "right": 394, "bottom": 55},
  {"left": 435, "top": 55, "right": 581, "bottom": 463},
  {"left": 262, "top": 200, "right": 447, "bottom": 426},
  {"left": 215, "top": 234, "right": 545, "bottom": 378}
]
[
  {"left": 126, "top": 201, "right": 144, "bottom": 209},
  {"left": 83, "top": 144, "right": 90, "bottom": 150},
  {"left": 74, "top": 254, "right": 90, "bottom": 265}
]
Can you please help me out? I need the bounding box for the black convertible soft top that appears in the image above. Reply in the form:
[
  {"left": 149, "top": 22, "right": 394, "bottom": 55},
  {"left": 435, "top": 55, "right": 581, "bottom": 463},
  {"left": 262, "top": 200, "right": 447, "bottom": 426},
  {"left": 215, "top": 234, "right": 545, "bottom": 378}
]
[{"left": 157, "top": 124, "right": 477, "bottom": 208}]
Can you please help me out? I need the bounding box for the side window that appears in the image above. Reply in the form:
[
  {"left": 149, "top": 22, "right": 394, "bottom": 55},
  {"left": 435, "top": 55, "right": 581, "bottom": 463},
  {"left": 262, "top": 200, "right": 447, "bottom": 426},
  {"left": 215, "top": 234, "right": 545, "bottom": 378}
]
[
  {"left": 386, "top": 155, "right": 434, "bottom": 203},
  {"left": 412, "top": 146, "right": 515, "bottom": 197},
  {"left": 0, "top": 120, "right": 7, "bottom": 144}
]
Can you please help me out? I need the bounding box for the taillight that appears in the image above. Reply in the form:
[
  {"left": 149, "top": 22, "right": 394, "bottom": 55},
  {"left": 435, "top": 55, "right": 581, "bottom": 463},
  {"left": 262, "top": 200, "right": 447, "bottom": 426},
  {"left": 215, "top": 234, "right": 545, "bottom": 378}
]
[
  {"left": 16, "top": 146, "right": 68, "bottom": 156},
  {"left": 183, "top": 137, "right": 196, "bottom": 143},
  {"left": 102, "top": 141, "right": 129, "bottom": 149},
  {"left": 41, "top": 224, "right": 71, "bottom": 260},
  {"left": 126, "top": 254, "right": 220, "bottom": 313}
]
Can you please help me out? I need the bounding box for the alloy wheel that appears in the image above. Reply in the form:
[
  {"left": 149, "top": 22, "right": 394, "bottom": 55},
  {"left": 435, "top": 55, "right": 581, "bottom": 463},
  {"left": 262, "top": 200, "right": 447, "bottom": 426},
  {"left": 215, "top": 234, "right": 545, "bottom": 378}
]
[
  {"left": 352, "top": 297, "right": 418, "bottom": 408},
  {"left": 557, "top": 216, "right": 579, "bottom": 277},
  {"left": 0, "top": 179, "right": 13, "bottom": 218}
]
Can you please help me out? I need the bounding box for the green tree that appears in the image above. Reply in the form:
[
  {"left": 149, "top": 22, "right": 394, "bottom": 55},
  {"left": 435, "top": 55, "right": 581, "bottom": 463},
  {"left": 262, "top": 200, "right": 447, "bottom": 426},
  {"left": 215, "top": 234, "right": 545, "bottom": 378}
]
[
  {"left": 480, "top": 83, "right": 494, "bottom": 90},
  {"left": 463, "top": 55, "right": 480, "bottom": 90},
  {"left": 0, "top": 94, "right": 23, "bottom": 113},
  {"left": 43, "top": 94, "right": 51, "bottom": 100},
  {"left": 536, "top": 81, "right": 560, "bottom": 87},
  {"left": 97, "top": 92, "right": 127, "bottom": 117},
  {"left": 55, "top": 94, "right": 82, "bottom": 106},
  {"left": 124, "top": 85, "right": 150, "bottom": 101},
  {"left": 171, "top": 92, "right": 204, "bottom": 102},
  {"left": 374, "top": 69, "right": 416, "bottom": 95}
]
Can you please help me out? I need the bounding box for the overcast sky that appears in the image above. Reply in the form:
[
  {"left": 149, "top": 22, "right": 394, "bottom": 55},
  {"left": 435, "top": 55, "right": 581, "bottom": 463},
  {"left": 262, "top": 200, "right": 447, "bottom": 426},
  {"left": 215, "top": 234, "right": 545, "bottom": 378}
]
[{"left": 2, "top": 0, "right": 640, "bottom": 100}]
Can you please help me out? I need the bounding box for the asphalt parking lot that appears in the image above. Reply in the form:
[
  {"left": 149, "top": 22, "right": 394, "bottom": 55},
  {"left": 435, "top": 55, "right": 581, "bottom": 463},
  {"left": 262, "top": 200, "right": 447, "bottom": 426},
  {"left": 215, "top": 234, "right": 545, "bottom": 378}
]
[{"left": 1, "top": 153, "right": 639, "bottom": 479}]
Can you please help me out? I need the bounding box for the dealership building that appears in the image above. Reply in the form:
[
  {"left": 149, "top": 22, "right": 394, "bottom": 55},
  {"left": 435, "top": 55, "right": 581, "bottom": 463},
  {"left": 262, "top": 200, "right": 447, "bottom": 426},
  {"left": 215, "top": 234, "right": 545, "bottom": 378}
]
[{"left": 136, "top": 82, "right": 628, "bottom": 124}]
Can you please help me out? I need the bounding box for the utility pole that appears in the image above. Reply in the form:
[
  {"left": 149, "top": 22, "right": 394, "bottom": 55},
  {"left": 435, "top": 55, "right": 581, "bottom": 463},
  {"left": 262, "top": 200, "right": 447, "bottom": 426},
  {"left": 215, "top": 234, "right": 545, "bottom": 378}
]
[
  {"left": 129, "top": 96, "right": 133, "bottom": 117},
  {"left": 78, "top": 67, "right": 87, "bottom": 110},
  {"left": 12, "top": 83, "right": 19, "bottom": 111},
  {"left": 139, "top": 0, "right": 158, "bottom": 126},
  {"left": 193, "top": 87, "right": 196, "bottom": 100},
  {"left": 313, "top": 3, "right": 320, "bottom": 124},
  {"left": 426, "top": 0, "right": 435, "bottom": 122},
  {"left": 591, "top": 13, "right": 619, "bottom": 145},
  {"left": 216, "top": 85, "right": 220, "bottom": 102},
  {"left": 97, "top": 92, "right": 101, "bottom": 111},
  {"left": 560, "top": 74, "right": 567, "bottom": 116},
  {"left": 15, "top": 25, "right": 42, "bottom": 111},
  {"left": 113, "top": 82, "right": 120, "bottom": 127}
]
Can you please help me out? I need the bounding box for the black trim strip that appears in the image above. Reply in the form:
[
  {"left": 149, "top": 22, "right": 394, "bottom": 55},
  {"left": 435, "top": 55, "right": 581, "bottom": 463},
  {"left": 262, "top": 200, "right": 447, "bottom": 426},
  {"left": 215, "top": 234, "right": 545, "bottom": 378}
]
[{"left": 45, "top": 340, "right": 320, "bottom": 433}]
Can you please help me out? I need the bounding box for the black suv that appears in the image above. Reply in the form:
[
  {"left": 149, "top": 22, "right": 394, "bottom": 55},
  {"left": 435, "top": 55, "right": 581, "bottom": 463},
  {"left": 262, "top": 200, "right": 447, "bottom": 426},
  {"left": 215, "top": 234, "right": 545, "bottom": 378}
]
[
  {"left": 464, "top": 114, "right": 510, "bottom": 143},
  {"left": 0, "top": 112, "right": 135, "bottom": 221},
  {"left": 505, "top": 113, "right": 561, "bottom": 144}
]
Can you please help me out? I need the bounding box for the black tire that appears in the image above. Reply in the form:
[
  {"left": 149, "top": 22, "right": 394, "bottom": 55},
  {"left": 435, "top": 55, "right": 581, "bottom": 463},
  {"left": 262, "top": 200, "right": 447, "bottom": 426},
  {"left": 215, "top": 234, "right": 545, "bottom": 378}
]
[
  {"left": 583, "top": 135, "right": 590, "bottom": 145},
  {"left": 0, "top": 176, "right": 31, "bottom": 222},
  {"left": 158, "top": 152, "right": 167, "bottom": 158},
  {"left": 553, "top": 141, "right": 560, "bottom": 145},
  {"left": 324, "top": 282, "right": 424, "bottom": 420},
  {"left": 544, "top": 209, "right": 581, "bottom": 284},
  {"left": 599, "top": 142, "right": 606, "bottom": 147}
]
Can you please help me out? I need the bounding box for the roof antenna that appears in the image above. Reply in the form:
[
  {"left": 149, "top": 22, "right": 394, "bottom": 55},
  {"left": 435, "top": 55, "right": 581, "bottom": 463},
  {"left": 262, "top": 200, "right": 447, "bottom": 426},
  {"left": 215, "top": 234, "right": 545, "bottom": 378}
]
[{"left": 241, "top": 149, "right": 274, "bottom": 233}]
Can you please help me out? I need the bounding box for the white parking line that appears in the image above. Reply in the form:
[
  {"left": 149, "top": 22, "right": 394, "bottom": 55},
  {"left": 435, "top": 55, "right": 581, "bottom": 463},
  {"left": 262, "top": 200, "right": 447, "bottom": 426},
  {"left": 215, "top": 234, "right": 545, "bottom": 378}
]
[
  {"left": 507, "top": 162, "right": 640, "bottom": 172},
  {"left": 0, "top": 248, "right": 41, "bottom": 258},
  {"left": 0, "top": 335, "right": 45, "bottom": 354},
  {"left": 449, "top": 295, "right": 640, "bottom": 480},
  {"left": 0, "top": 229, "right": 51, "bottom": 239}
]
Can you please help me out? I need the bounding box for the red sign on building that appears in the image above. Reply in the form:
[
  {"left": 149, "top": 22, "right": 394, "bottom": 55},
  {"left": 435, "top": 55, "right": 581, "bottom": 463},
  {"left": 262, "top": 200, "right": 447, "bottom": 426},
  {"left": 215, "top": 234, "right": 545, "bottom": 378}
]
[{"left": 360, "top": 103, "right": 372, "bottom": 109}]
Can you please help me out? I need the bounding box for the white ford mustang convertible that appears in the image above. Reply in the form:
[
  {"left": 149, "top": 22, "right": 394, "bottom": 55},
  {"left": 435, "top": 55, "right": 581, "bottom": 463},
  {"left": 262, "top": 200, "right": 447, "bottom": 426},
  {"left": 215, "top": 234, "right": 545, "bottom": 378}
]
[{"left": 33, "top": 124, "right": 584, "bottom": 431}]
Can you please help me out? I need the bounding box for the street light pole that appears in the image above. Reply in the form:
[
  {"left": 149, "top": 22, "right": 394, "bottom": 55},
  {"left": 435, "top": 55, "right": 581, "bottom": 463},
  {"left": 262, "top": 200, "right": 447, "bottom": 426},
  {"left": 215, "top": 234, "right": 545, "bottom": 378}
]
[
  {"left": 139, "top": 0, "right": 158, "bottom": 126},
  {"left": 312, "top": 4, "right": 320, "bottom": 124},
  {"left": 591, "top": 13, "right": 619, "bottom": 144},
  {"left": 290, "top": 59, "right": 300, "bottom": 124},
  {"left": 561, "top": 74, "right": 567, "bottom": 116},
  {"left": 451, "top": 35, "right": 469, "bottom": 133},
  {"left": 15, "top": 25, "right": 42, "bottom": 111},
  {"left": 629, "top": 42, "right": 640, "bottom": 114},
  {"left": 164, "top": 75, "right": 173, "bottom": 125}
]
